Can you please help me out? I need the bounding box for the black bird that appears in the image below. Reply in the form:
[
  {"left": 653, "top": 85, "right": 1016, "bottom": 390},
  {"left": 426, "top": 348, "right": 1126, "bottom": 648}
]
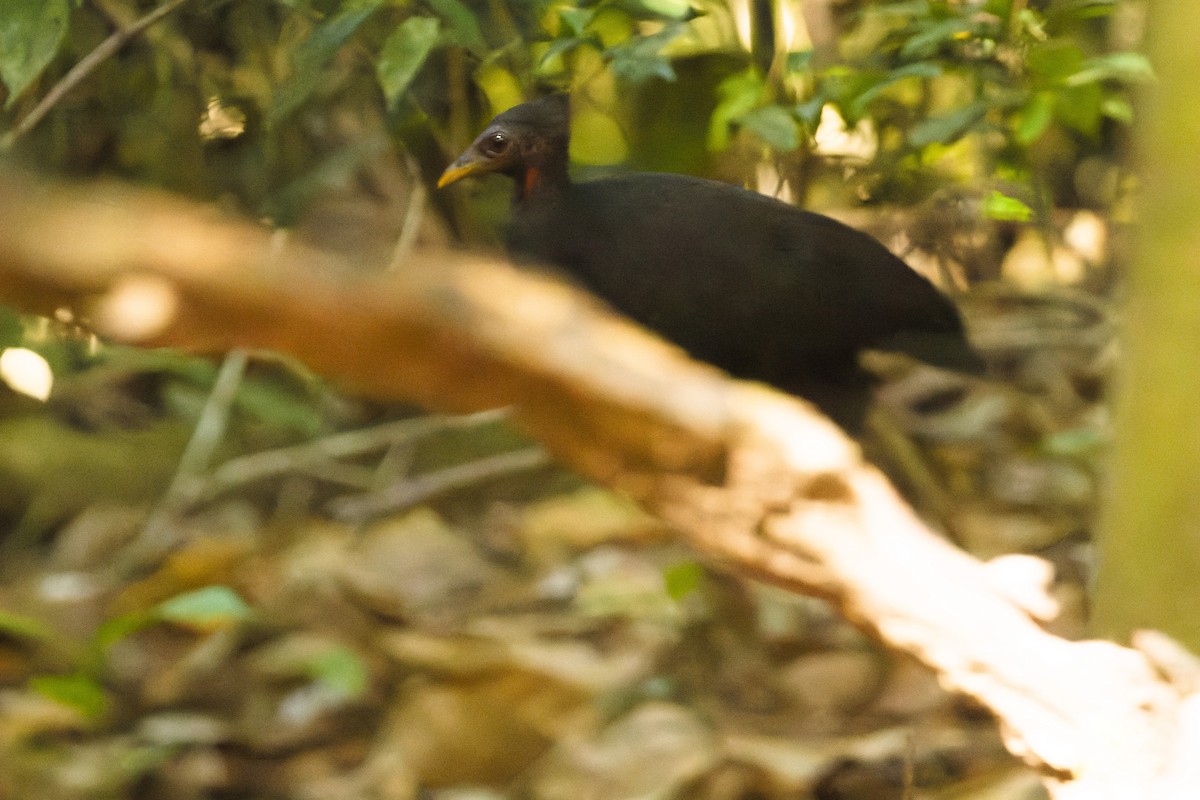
[{"left": 439, "top": 94, "right": 985, "bottom": 431}]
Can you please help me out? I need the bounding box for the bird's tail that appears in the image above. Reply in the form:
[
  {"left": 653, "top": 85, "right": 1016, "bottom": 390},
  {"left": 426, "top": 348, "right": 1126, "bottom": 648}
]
[{"left": 871, "top": 328, "right": 988, "bottom": 376}]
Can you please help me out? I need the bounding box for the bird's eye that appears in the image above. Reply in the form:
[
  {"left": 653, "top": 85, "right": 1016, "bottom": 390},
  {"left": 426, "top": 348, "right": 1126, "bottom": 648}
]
[{"left": 483, "top": 132, "right": 509, "bottom": 156}]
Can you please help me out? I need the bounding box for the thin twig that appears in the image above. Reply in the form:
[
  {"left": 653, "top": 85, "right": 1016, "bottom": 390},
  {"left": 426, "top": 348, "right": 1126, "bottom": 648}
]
[
  {"left": 135, "top": 348, "right": 248, "bottom": 557},
  {"left": 328, "top": 446, "right": 552, "bottom": 522},
  {"left": 3, "top": 0, "right": 191, "bottom": 148},
  {"left": 198, "top": 408, "right": 511, "bottom": 501},
  {"left": 387, "top": 155, "right": 428, "bottom": 271}
]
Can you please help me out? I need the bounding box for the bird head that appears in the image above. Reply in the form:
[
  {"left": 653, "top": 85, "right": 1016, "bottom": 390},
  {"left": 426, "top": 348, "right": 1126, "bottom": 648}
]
[{"left": 438, "top": 94, "right": 570, "bottom": 197}]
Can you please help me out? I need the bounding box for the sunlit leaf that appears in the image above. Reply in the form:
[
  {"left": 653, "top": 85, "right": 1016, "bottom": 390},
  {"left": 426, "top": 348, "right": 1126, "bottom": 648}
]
[
  {"left": 1042, "top": 427, "right": 1107, "bottom": 458},
  {"left": 1016, "top": 8, "right": 1046, "bottom": 40},
  {"left": 557, "top": 6, "right": 592, "bottom": 36},
  {"left": 0, "top": 347, "right": 52, "bottom": 400},
  {"left": 1027, "top": 40, "right": 1086, "bottom": 82},
  {"left": 589, "top": 7, "right": 635, "bottom": 48},
  {"left": 539, "top": 36, "right": 588, "bottom": 68},
  {"left": 663, "top": 561, "right": 704, "bottom": 601},
  {"left": 571, "top": 108, "right": 628, "bottom": 165},
  {"left": 307, "top": 645, "right": 369, "bottom": 698},
  {"left": 1054, "top": 82, "right": 1103, "bottom": 136},
  {"left": 377, "top": 16, "right": 440, "bottom": 110},
  {"left": 1015, "top": 90, "right": 1055, "bottom": 144},
  {"left": 1065, "top": 52, "right": 1155, "bottom": 87},
  {"left": 983, "top": 190, "right": 1033, "bottom": 222},
  {"left": 475, "top": 63, "right": 524, "bottom": 115},
  {"left": 30, "top": 673, "right": 108, "bottom": 719},
  {"left": 623, "top": 0, "right": 693, "bottom": 21},
  {"left": 0, "top": 0, "right": 71, "bottom": 107},
  {"left": 0, "top": 608, "right": 52, "bottom": 641},
  {"left": 269, "top": 2, "right": 385, "bottom": 126},
  {"left": 709, "top": 68, "right": 763, "bottom": 151},
  {"left": 1101, "top": 94, "right": 1133, "bottom": 123},
  {"left": 156, "top": 586, "right": 253, "bottom": 631},
  {"left": 739, "top": 105, "right": 800, "bottom": 152}
]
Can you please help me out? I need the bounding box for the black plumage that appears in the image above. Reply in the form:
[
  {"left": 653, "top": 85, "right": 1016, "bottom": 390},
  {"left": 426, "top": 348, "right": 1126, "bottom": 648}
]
[{"left": 439, "top": 94, "right": 984, "bottom": 431}]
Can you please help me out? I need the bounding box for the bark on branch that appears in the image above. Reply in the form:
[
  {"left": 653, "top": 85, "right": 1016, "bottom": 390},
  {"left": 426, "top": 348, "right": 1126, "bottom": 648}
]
[{"left": 0, "top": 171, "right": 1194, "bottom": 797}]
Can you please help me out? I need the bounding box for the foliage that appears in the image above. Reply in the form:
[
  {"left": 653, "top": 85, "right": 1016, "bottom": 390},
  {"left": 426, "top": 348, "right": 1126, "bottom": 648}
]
[
  {"left": 13, "top": 585, "right": 255, "bottom": 721},
  {"left": 0, "top": 1, "right": 1148, "bottom": 218}
]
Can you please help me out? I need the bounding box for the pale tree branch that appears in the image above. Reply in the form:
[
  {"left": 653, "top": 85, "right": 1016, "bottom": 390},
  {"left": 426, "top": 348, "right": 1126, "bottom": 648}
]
[{"left": 0, "top": 171, "right": 1193, "bottom": 798}]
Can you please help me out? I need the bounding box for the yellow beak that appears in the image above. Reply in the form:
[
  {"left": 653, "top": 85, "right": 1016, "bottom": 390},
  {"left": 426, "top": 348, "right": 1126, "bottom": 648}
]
[{"left": 437, "top": 157, "right": 488, "bottom": 189}]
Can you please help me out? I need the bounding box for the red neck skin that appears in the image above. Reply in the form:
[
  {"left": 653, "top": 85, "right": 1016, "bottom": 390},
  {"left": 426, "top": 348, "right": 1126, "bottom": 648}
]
[{"left": 514, "top": 160, "right": 569, "bottom": 204}]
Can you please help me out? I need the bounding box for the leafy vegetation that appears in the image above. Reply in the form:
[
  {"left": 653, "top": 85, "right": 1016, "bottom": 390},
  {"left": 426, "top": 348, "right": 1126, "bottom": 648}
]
[{"left": 0, "top": 1, "right": 1148, "bottom": 211}]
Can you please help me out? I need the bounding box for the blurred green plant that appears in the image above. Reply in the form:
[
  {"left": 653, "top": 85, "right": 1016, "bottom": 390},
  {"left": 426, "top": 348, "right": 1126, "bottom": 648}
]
[
  {"left": 0, "top": 0, "right": 1149, "bottom": 218},
  {"left": 3, "top": 585, "right": 254, "bottom": 722},
  {"left": 791, "top": 0, "right": 1152, "bottom": 210}
]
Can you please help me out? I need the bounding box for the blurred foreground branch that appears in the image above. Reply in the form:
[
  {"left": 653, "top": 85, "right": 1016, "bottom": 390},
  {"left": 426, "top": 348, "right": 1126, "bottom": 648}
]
[{"left": 0, "top": 172, "right": 1194, "bottom": 798}]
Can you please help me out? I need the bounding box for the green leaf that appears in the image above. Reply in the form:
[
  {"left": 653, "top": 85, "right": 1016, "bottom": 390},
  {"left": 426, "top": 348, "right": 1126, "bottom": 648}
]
[
  {"left": 982, "top": 190, "right": 1033, "bottom": 222},
  {"left": 589, "top": 7, "right": 634, "bottom": 48},
  {"left": 1054, "top": 81, "right": 1103, "bottom": 136},
  {"left": 794, "top": 95, "right": 825, "bottom": 128},
  {"left": 0, "top": 0, "right": 71, "bottom": 107},
  {"left": 92, "top": 611, "right": 156, "bottom": 655},
  {"left": 848, "top": 61, "right": 941, "bottom": 118},
  {"left": 427, "top": 0, "right": 487, "bottom": 53},
  {"left": 900, "top": 18, "right": 977, "bottom": 60},
  {"left": 558, "top": 7, "right": 592, "bottom": 36},
  {"left": 1016, "top": 8, "right": 1047, "bottom": 40},
  {"left": 870, "top": 0, "right": 934, "bottom": 18},
  {"left": 377, "top": 17, "right": 440, "bottom": 110},
  {"left": 571, "top": 108, "right": 628, "bottom": 164},
  {"left": 663, "top": 561, "right": 704, "bottom": 601},
  {"left": 156, "top": 586, "right": 253, "bottom": 630},
  {"left": 269, "top": 2, "right": 384, "bottom": 126},
  {"left": 787, "top": 50, "right": 813, "bottom": 73},
  {"left": 1101, "top": 94, "right": 1133, "bottom": 123},
  {"left": 609, "top": 53, "right": 675, "bottom": 82},
  {"left": 30, "top": 673, "right": 108, "bottom": 719},
  {"left": 624, "top": 0, "right": 693, "bottom": 21},
  {"left": 709, "top": 69, "right": 764, "bottom": 150},
  {"left": 1065, "top": 52, "right": 1155, "bottom": 87},
  {"left": 1015, "top": 90, "right": 1055, "bottom": 144},
  {"left": 0, "top": 306, "right": 22, "bottom": 346},
  {"left": 1042, "top": 427, "right": 1107, "bottom": 458},
  {"left": 816, "top": 66, "right": 882, "bottom": 123},
  {"left": 0, "top": 608, "right": 52, "bottom": 641},
  {"left": 739, "top": 105, "right": 800, "bottom": 152},
  {"left": 1046, "top": 0, "right": 1118, "bottom": 23},
  {"left": 607, "top": 27, "right": 680, "bottom": 83},
  {"left": 1027, "top": 40, "right": 1086, "bottom": 82},
  {"left": 907, "top": 101, "right": 987, "bottom": 147},
  {"left": 474, "top": 63, "right": 524, "bottom": 114},
  {"left": 307, "top": 645, "right": 369, "bottom": 698},
  {"left": 539, "top": 36, "right": 588, "bottom": 68}
]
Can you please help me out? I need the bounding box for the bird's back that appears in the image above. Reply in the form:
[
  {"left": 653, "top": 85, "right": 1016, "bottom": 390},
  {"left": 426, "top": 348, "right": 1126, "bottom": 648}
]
[{"left": 508, "top": 172, "right": 983, "bottom": 396}]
